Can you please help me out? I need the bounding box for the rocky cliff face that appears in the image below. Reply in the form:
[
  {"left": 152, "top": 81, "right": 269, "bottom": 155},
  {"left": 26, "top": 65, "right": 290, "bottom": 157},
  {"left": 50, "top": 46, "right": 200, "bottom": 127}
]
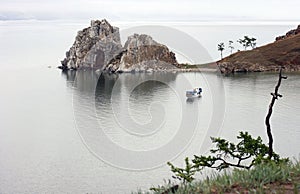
[
  {"left": 60, "top": 20, "right": 179, "bottom": 72},
  {"left": 217, "top": 25, "right": 300, "bottom": 74},
  {"left": 104, "top": 34, "right": 178, "bottom": 72},
  {"left": 60, "top": 19, "right": 122, "bottom": 70}
]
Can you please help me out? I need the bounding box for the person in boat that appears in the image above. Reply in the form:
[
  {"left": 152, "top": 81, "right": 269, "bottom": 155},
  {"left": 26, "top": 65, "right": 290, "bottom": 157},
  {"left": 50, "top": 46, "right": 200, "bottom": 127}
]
[{"left": 197, "top": 88, "right": 202, "bottom": 95}]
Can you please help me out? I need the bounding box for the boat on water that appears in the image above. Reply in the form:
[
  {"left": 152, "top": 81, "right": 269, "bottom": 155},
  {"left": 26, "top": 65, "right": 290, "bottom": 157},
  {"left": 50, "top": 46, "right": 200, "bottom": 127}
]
[{"left": 186, "top": 88, "right": 202, "bottom": 98}]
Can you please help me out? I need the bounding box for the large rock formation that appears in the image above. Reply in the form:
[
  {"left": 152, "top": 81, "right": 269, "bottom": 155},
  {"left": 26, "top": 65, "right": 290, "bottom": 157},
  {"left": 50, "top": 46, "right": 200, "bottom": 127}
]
[
  {"left": 60, "top": 19, "right": 122, "bottom": 70},
  {"left": 104, "top": 34, "right": 179, "bottom": 73},
  {"left": 60, "top": 20, "right": 179, "bottom": 72},
  {"left": 217, "top": 25, "right": 300, "bottom": 74}
]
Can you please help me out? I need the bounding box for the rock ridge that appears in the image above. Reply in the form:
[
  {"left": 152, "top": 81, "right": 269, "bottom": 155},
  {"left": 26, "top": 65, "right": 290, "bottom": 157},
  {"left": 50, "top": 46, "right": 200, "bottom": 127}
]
[{"left": 275, "top": 25, "right": 300, "bottom": 41}]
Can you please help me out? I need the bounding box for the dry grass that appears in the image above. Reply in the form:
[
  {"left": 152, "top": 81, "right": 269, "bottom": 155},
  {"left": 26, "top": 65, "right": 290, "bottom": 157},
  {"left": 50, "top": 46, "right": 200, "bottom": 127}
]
[
  {"left": 135, "top": 160, "right": 300, "bottom": 194},
  {"left": 221, "top": 34, "right": 300, "bottom": 67}
]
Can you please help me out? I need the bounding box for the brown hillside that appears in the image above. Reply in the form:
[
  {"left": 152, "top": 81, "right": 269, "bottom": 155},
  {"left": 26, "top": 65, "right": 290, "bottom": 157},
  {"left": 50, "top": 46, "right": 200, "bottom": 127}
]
[{"left": 217, "top": 31, "right": 300, "bottom": 74}]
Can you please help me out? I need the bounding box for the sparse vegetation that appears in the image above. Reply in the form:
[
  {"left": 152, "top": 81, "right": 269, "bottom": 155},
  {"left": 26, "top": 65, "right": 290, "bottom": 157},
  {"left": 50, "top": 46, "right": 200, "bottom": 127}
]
[
  {"left": 228, "top": 40, "right": 234, "bottom": 54},
  {"left": 139, "top": 160, "right": 300, "bottom": 194},
  {"left": 179, "top": 63, "right": 200, "bottom": 69},
  {"left": 218, "top": 33, "right": 300, "bottom": 73},
  {"left": 217, "top": 36, "right": 256, "bottom": 59},
  {"left": 237, "top": 36, "right": 257, "bottom": 50},
  {"left": 217, "top": 43, "right": 225, "bottom": 59},
  {"left": 166, "top": 131, "right": 285, "bottom": 185}
]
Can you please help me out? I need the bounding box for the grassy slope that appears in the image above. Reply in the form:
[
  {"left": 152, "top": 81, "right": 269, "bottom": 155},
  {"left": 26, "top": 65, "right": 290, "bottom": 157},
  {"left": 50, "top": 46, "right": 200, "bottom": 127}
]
[
  {"left": 136, "top": 161, "right": 300, "bottom": 194},
  {"left": 175, "top": 161, "right": 300, "bottom": 194},
  {"left": 180, "top": 62, "right": 218, "bottom": 69},
  {"left": 220, "top": 34, "right": 300, "bottom": 67}
]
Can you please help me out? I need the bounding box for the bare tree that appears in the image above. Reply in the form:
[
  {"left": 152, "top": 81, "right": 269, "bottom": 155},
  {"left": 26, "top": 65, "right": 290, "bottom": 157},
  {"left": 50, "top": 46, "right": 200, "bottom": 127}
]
[{"left": 265, "top": 68, "right": 287, "bottom": 158}]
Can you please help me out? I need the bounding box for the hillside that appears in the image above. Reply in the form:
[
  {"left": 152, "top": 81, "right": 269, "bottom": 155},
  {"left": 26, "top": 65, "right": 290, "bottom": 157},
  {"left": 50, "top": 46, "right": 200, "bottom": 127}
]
[{"left": 217, "top": 26, "right": 300, "bottom": 74}]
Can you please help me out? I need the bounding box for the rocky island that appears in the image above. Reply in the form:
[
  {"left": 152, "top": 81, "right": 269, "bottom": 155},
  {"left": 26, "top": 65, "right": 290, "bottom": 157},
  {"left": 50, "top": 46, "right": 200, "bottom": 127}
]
[
  {"left": 60, "top": 19, "right": 180, "bottom": 73},
  {"left": 60, "top": 19, "right": 300, "bottom": 74},
  {"left": 104, "top": 34, "right": 179, "bottom": 73},
  {"left": 217, "top": 25, "right": 300, "bottom": 74}
]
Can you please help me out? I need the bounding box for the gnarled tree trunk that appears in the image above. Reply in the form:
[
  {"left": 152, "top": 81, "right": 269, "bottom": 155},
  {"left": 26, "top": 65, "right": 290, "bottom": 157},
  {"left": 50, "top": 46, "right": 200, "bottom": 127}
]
[{"left": 265, "top": 68, "right": 287, "bottom": 158}]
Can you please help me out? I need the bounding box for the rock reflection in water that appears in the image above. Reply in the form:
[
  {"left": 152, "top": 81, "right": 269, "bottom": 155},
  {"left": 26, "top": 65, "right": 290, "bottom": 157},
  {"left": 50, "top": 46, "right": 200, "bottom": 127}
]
[{"left": 94, "top": 72, "right": 179, "bottom": 136}]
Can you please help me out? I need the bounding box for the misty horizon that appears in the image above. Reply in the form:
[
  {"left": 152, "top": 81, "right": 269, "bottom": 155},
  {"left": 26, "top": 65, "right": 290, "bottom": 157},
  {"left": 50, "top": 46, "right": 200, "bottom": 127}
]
[{"left": 1, "top": 0, "right": 300, "bottom": 21}]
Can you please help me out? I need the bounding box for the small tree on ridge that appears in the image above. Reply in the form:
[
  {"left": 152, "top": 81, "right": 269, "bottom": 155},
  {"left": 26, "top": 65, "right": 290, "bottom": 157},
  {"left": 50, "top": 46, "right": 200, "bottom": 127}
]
[
  {"left": 229, "top": 40, "right": 234, "bottom": 54},
  {"left": 217, "top": 42, "right": 225, "bottom": 60}
]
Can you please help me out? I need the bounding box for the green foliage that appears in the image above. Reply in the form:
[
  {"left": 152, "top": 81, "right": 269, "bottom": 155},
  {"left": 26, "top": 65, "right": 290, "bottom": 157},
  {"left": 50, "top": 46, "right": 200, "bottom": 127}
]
[
  {"left": 167, "top": 157, "right": 197, "bottom": 184},
  {"left": 149, "top": 184, "right": 169, "bottom": 193},
  {"left": 200, "top": 131, "right": 281, "bottom": 170},
  {"left": 167, "top": 132, "right": 286, "bottom": 184},
  {"left": 179, "top": 63, "right": 198, "bottom": 69},
  {"left": 217, "top": 42, "right": 225, "bottom": 59},
  {"left": 237, "top": 36, "right": 257, "bottom": 50},
  {"left": 137, "top": 160, "right": 300, "bottom": 194},
  {"left": 217, "top": 42, "right": 225, "bottom": 51},
  {"left": 149, "top": 180, "right": 179, "bottom": 194},
  {"left": 171, "top": 160, "right": 298, "bottom": 194}
]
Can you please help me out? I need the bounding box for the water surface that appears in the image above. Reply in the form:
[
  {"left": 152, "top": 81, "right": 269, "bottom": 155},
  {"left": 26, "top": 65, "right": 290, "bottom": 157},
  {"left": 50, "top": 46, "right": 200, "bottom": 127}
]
[
  {"left": 0, "top": 20, "right": 299, "bottom": 193},
  {"left": 0, "top": 67, "right": 299, "bottom": 193}
]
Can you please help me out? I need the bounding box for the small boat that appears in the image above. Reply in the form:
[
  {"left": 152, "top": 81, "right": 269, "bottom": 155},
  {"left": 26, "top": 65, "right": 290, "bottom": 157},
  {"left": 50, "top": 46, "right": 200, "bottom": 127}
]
[{"left": 186, "top": 87, "right": 202, "bottom": 98}]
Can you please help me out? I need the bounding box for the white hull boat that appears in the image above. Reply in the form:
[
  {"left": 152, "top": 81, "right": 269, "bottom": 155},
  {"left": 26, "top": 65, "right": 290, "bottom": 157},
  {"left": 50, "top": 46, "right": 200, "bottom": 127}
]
[{"left": 186, "top": 88, "right": 202, "bottom": 98}]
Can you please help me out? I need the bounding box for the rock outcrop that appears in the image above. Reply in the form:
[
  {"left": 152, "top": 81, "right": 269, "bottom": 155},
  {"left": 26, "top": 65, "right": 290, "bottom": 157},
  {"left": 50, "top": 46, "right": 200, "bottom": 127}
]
[
  {"left": 275, "top": 25, "right": 300, "bottom": 41},
  {"left": 217, "top": 25, "right": 300, "bottom": 74},
  {"left": 60, "top": 19, "right": 122, "bottom": 70},
  {"left": 60, "top": 20, "right": 179, "bottom": 73},
  {"left": 104, "top": 34, "right": 179, "bottom": 73}
]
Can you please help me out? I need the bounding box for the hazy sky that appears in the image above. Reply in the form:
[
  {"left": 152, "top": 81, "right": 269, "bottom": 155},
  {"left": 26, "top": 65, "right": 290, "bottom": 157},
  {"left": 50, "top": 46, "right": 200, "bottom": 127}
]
[{"left": 1, "top": 0, "right": 300, "bottom": 21}]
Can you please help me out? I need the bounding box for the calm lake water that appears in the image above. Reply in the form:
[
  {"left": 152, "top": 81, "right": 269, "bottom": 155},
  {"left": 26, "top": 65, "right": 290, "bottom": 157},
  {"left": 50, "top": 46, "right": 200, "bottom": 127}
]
[{"left": 0, "top": 21, "right": 300, "bottom": 193}]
